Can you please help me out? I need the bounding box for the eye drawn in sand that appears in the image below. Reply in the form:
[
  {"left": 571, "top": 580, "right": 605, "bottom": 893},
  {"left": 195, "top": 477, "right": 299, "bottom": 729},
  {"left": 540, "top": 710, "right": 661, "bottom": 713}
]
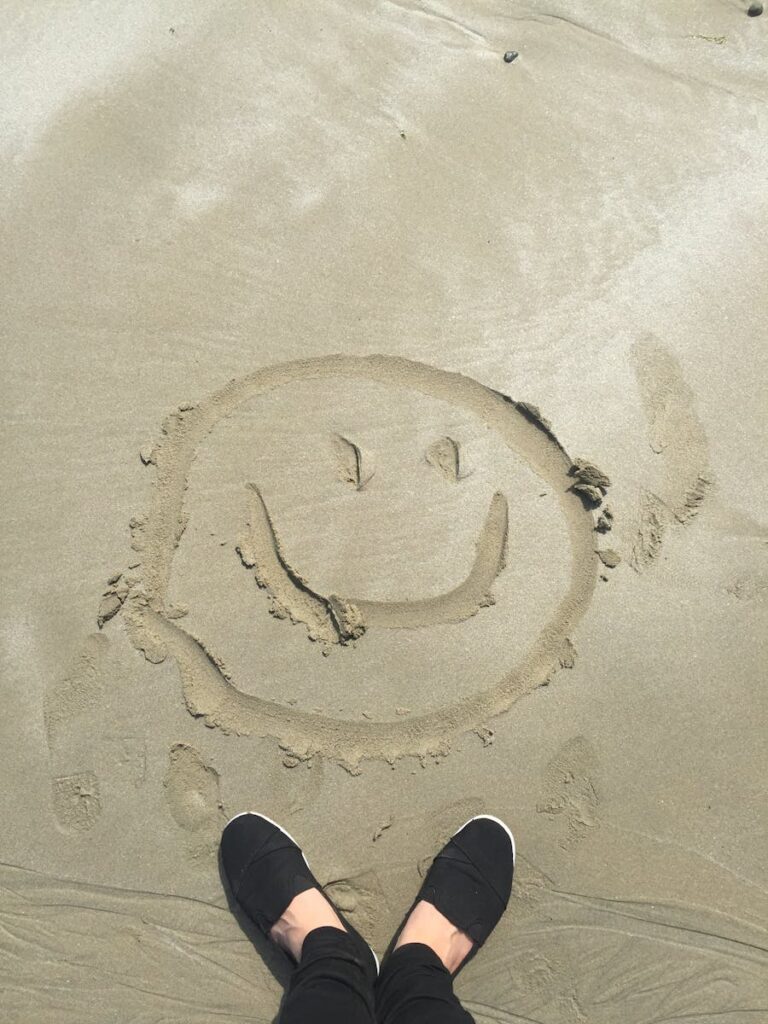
[
  {"left": 115, "top": 355, "right": 602, "bottom": 768},
  {"left": 536, "top": 735, "right": 600, "bottom": 849},
  {"left": 630, "top": 338, "right": 712, "bottom": 571},
  {"left": 426, "top": 435, "right": 462, "bottom": 482},
  {"left": 333, "top": 434, "right": 373, "bottom": 490}
]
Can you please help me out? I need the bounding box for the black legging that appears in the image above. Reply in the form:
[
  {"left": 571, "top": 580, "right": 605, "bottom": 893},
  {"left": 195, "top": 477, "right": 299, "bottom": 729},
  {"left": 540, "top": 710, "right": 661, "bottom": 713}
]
[{"left": 281, "top": 926, "right": 474, "bottom": 1023}]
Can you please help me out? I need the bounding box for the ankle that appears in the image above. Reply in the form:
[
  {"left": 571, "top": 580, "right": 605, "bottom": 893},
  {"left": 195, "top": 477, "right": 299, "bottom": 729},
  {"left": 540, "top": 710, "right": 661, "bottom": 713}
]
[
  {"left": 269, "top": 888, "right": 346, "bottom": 960},
  {"left": 395, "top": 900, "right": 473, "bottom": 974}
]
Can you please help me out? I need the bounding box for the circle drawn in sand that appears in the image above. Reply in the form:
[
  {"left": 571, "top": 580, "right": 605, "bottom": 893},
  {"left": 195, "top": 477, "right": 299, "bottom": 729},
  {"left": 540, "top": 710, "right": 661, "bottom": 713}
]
[{"left": 125, "top": 356, "right": 598, "bottom": 768}]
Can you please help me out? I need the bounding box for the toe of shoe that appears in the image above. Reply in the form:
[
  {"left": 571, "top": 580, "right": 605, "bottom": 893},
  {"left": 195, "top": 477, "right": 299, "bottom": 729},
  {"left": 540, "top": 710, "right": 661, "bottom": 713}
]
[
  {"left": 220, "top": 813, "right": 275, "bottom": 892},
  {"left": 451, "top": 816, "right": 515, "bottom": 903}
]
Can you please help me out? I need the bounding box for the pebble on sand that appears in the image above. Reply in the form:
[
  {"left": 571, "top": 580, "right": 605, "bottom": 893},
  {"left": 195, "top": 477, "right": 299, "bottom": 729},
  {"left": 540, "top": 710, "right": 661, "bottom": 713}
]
[
  {"left": 503, "top": 50, "right": 519, "bottom": 63},
  {"left": 748, "top": 2, "right": 763, "bottom": 15}
]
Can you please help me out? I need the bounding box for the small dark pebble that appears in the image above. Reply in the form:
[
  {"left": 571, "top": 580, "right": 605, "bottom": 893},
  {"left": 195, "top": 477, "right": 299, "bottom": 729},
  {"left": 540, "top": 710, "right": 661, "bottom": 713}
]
[
  {"left": 503, "top": 51, "right": 519, "bottom": 63},
  {"left": 748, "top": 2, "right": 763, "bottom": 15}
]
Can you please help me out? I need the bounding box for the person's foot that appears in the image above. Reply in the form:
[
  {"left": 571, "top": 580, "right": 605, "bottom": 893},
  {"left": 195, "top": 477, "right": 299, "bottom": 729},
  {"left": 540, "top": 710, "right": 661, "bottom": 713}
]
[
  {"left": 268, "top": 887, "right": 345, "bottom": 960},
  {"left": 395, "top": 899, "right": 473, "bottom": 974},
  {"left": 220, "top": 812, "right": 378, "bottom": 975},
  {"left": 393, "top": 814, "right": 515, "bottom": 976}
]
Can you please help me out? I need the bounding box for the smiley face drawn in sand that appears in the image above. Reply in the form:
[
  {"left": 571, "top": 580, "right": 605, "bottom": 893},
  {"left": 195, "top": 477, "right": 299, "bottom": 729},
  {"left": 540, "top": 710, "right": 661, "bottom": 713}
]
[
  {"left": 121, "top": 356, "right": 603, "bottom": 769},
  {"left": 234, "top": 441, "right": 509, "bottom": 646}
]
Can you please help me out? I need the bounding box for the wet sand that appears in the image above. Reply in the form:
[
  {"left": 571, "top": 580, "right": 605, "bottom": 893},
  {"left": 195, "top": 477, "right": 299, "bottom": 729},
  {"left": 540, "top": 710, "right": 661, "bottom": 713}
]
[{"left": 2, "top": 2, "right": 767, "bottom": 1021}]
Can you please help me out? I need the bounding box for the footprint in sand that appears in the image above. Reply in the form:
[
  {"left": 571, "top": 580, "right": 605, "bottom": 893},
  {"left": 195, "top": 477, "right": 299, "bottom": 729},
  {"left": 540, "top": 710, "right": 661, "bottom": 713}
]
[
  {"left": 50, "top": 771, "right": 102, "bottom": 833},
  {"left": 507, "top": 855, "right": 553, "bottom": 919},
  {"left": 323, "top": 868, "right": 389, "bottom": 948},
  {"left": 43, "top": 633, "right": 109, "bottom": 832},
  {"left": 163, "top": 743, "right": 226, "bottom": 856},
  {"left": 630, "top": 338, "right": 712, "bottom": 571},
  {"left": 537, "top": 735, "right": 601, "bottom": 849},
  {"left": 43, "top": 633, "right": 153, "bottom": 833}
]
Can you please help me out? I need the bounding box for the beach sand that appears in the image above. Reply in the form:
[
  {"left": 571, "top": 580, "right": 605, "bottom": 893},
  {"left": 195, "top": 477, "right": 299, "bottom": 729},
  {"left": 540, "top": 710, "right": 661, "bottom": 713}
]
[{"left": 2, "top": 2, "right": 767, "bottom": 1021}]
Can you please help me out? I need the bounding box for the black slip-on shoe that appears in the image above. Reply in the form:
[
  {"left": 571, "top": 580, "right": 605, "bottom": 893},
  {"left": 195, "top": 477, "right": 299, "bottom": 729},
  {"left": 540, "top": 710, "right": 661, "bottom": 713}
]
[
  {"left": 385, "top": 814, "right": 515, "bottom": 977},
  {"left": 220, "top": 811, "right": 379, "bottom": 979}
]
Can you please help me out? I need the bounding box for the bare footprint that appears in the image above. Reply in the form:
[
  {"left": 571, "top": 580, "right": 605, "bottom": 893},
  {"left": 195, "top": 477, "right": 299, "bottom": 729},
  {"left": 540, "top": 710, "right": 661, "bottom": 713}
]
[
  {"left": 43, "top": 633, "right": 109, "bottom": 832},
  {"left": 163, "top": 743, "right": 226, "bottom": 856},
  {"left": 630, "top": 338, "right": 712, "bottom": 571},
  {"left": 537, "top": 736, "right": 600, "bottom": 849}
]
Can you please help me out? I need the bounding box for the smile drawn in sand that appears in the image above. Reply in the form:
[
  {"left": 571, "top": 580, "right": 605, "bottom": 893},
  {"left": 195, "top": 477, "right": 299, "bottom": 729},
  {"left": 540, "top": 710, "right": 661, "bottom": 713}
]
[
  {"left": 235, "top": 477, "right": 509, "bottom": 647},
  {"left": 112, "top": 355, "right": 606, "bottom": 769}
]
